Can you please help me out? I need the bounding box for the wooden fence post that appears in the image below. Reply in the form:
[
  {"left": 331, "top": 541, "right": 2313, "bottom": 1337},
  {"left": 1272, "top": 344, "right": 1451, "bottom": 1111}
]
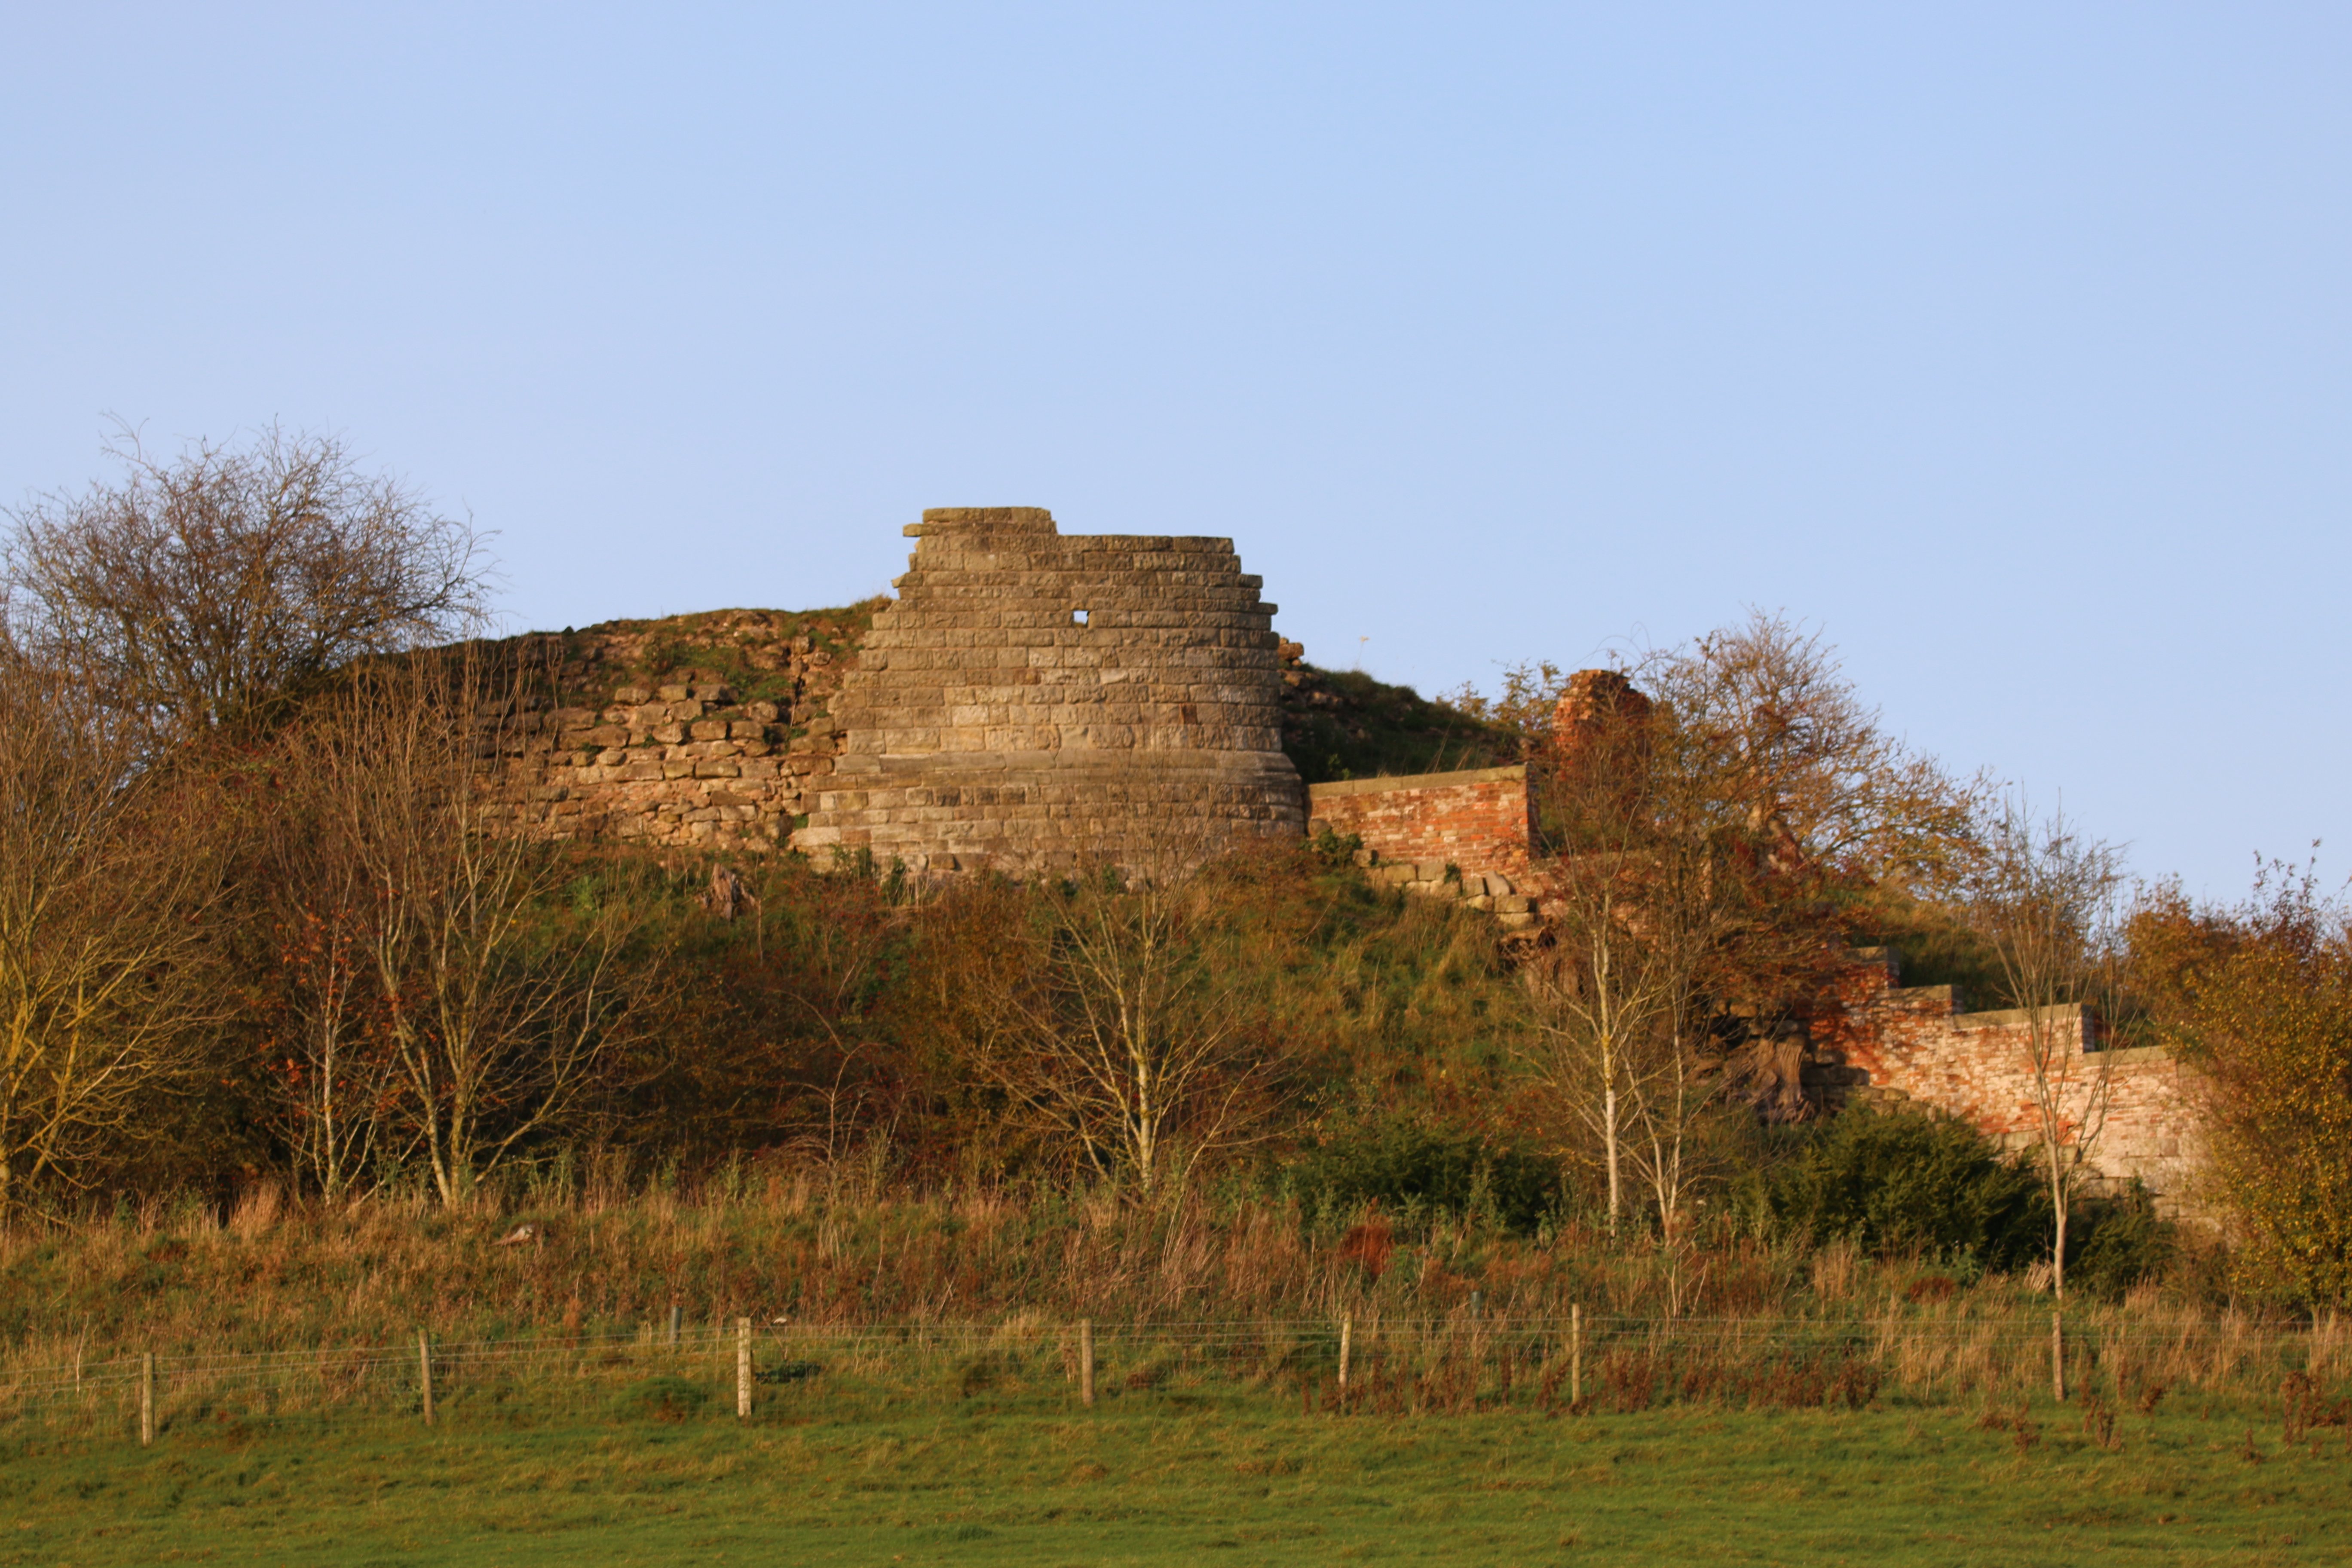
[
  {"left": 736, "top": 1318, "right": 753, "bottom": 1419},
  {"left": 2051, "top": 1310, "right": 2065, "bottom": 1402},
  {"left": 668, "top": 1302, "right": 682, "bottom": 1349},
  {"left": 1570, "top": 1304, "right": 1582, "bottom": 1408},
  {"left": 1080, "top": 1320, "right": 1095, "bottom": 1408},
  {"left": 139, "top": 1353, "right": 154, "bottom": 1448},
  {"left": 417, "top": 1329, "right": 435, "bottom": 1426},
  {"left": 1338, "top": 1316, "right": 1353, "bottom": 1393}
]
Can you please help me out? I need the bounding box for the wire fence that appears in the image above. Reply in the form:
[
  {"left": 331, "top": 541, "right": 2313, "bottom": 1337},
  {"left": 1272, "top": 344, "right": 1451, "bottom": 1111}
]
[{"left": 9, "top": 1307, "right": 2346, "bottom": 1445}]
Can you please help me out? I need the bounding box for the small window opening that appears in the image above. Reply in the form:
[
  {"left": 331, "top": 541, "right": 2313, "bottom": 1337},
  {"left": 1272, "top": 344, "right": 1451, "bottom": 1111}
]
[{"left": 1072, "top": 608, "right": 1090, "bottom": 627}]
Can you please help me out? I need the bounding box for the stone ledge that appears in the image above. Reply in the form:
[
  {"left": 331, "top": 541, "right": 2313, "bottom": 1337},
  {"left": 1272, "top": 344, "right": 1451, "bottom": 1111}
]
[
  {"left": 1308, "top": 764, "right": 1528, "bottom": 799},
  {"left": 1950, "top": 1003, "right": 2091, "bottom": 1031}
]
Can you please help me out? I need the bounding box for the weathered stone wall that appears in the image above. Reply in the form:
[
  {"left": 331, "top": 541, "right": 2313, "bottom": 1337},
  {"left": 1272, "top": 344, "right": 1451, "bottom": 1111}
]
[
  {"left": 476, "top": 609, "right": 867, "bottom": 853},
  {"left": 793, "top": 507, "right": 1305, "bottom": 873},
  {"left": 1804, "top": 950, "right": 2207, "bottom": 1214}
]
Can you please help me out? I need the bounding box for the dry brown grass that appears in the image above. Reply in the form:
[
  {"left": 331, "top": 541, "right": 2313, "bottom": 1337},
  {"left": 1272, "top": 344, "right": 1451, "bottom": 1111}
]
[{"left": 0, "top": 1173, "right": 2330, "bottom": 1436}]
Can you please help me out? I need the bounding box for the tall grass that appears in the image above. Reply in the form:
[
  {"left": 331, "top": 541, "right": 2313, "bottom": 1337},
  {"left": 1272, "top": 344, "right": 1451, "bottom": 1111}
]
[{"left": 0, "top": 1171, "right": 2333, "bottom": 1442}]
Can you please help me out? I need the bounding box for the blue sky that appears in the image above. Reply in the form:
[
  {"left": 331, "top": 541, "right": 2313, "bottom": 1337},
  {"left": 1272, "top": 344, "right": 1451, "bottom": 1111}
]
[{"left": 4, "top": 4, "right": 2346, "bottom": 897}]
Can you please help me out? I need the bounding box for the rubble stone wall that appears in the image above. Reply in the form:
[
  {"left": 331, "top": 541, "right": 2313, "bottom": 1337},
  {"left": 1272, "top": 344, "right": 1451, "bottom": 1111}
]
[
  {"left": 476, "top": 609, "right": 867, "bottom": 854},
  {"left": 1805, "top": 950, "right": 2208, "bottom": 1215},
  {"left": 793, "top": 507, "right": 1305, "bottom": 873}
]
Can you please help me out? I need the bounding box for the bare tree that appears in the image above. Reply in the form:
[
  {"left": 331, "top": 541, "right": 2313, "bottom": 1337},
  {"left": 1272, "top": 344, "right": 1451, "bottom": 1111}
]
[
  {"left": 4, "top": 425, "right": 494, "bottom": 745},
  {"left": 1520, "top": 672, "right": 1680, "bottom": 1234},
  {"left": 254, "top": 741, "right": 393, "bottom": 1203},
  {"left": 1522, "top": 920, "right": 1687, "bottom": 1237},
  {"left": 959, "top": 848, "right": 1283, "bottom": 1198},
  {"left": 0, "top": 654, "right": 221, "bottom": 1211},
  {"left": 314, "top": 652, "right": 654, "bottom": 1206},
  {"left": 272, "top": 897, "right": 386, "bottom": 1203},
  {"left": 1970, "top": 802, "right": 2125, "bottom": 1302}
]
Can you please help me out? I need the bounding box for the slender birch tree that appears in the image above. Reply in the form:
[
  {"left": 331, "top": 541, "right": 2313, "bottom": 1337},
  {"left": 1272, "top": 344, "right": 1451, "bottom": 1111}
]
[
  {"left": 959, "top": 841, "right": 1284, "bottom": 1198},
  {"left": 1518, "top": 671, "right": 1682, "bottom": 1234},
  {"left": 1970, "top": 802, "right": 2124, "bottom": 1302}
]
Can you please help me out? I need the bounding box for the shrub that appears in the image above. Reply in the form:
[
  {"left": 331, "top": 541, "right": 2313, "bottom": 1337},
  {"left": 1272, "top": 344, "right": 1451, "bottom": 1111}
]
[
  {"left": 1750, "top": 1108, "right": 2049, "bottom": 1268},
  {"left": 1287, "top": 1118, "right": 1559, "bottom": 1233},
  {"left": 2068, "top": 1182, "right": 2176, "bottom": 1299},
  {"left": 2131, "top": 870, "right": 2352, "bottom": 1305}
]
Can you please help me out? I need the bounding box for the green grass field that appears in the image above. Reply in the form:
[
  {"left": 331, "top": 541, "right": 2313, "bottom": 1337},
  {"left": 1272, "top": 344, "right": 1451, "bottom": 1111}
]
[{"left": 8, "top": 1394, "right": 2348, "bottom": 1567}]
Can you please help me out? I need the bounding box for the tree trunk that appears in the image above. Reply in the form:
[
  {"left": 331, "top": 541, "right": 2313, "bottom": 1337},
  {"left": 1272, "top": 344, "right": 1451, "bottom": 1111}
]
[
  {"left": 2050, "top": 1167, "right": 2069, "bottom": 1304},
  {"left": 1603, "top": 1078, "right": 1621, "bottom": 1234}
]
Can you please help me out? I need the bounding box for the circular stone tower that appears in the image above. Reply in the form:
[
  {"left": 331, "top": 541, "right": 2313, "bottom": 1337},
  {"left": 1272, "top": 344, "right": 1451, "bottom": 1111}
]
[{"left": 793, "top": 507, "right": 1306, "bottom": 873}]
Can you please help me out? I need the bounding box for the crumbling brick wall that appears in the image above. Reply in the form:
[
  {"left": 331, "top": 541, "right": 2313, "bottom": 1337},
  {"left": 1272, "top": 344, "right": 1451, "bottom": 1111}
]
[
  {"left": 1306, "top": 765, "right": 1533, "bottom": 877},
  {"left": 1804, "top": 950, "right": 2207, "bottom": 1214},
  {"left": 794, "top": 507, "right": 1305, "bottom": 873},
  {"left": 1304, "top": 766, "right": 1542, "bottom": 930}
]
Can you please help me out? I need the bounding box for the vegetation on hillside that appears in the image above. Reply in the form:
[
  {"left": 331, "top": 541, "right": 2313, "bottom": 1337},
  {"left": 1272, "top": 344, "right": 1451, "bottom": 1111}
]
[
  {"left": 1275, "top": 644, "right": 1516, "bottom": 783},
  {"left": 3, "top": 429, "right": 2345, "bottom": 1323}
]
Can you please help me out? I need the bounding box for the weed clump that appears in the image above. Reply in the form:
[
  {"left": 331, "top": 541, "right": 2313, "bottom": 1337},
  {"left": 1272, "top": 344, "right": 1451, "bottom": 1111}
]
[{"left": 617, "top": 1375, "right": 709, "bottom": 1422}]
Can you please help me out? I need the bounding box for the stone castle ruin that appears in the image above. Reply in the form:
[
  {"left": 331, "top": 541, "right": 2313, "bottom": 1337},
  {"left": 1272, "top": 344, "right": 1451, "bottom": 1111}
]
[
  {"left": 478, "top": 503, "right": 2203, "bottom": 1210},
  {"left": 793, "top": 507, "right": 1305, "bottom": 873}
]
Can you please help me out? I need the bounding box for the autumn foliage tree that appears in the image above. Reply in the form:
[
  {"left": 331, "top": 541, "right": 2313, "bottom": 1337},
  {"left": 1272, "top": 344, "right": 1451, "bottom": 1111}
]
[
  {"left": 0, "top": 656, "right": 223, "bottom": 1211},
  {"left": 2131, "top": 862, "right": 2352, "bottom": 1305},
  {"left": 1507, "top": 615, "right": 1985, "bottom": 1236}
]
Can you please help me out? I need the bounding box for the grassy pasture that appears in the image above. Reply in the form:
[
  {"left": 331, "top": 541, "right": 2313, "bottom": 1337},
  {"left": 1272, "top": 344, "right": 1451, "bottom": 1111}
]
[
  {"left": 7, "top": 1394, "right": 2349, "bottom": 1566},
  {"left": 7, "top": 1188, "right": 2342, "bottom": 1562}
]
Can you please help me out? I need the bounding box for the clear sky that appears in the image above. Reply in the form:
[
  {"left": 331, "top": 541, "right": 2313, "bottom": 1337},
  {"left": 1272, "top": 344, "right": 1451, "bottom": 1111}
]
[{"left": 4, "top": 4, "right": 2346, "bottom": 898}]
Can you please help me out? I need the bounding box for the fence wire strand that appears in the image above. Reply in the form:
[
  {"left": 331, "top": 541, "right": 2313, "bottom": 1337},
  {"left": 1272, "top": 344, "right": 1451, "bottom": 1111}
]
[{"left": 4, "top": 1308, "right": 2340, "bottom": 1442}]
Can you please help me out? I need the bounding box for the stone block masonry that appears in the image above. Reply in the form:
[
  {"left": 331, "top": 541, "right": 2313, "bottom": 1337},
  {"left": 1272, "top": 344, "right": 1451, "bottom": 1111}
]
[
  {"left": 793, "top": 507, "right": 1307, "bottom": 873},
  {"left": 472, "top": 607, "right": 872, "bottom": 853}
]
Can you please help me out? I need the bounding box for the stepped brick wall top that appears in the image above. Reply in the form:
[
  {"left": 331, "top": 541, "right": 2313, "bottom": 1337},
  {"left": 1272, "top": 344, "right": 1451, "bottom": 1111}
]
[
  {"left": 1306, "top": 766, "right": 1533, "bottom": 881},
  {"left": 1805, "top": 951, "right": 2207, "bottom": 1214},
  {"left": 793, "top": 507, "right": 1305, "bottom": 873}
]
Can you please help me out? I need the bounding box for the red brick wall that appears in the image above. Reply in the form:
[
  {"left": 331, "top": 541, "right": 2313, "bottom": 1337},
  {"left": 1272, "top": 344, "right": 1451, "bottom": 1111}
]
[
  {"left": 1306, "top": 766, "right": 1532, "bottom": 879},
  {"left": 1808, "top": 952, "right": 2207, "bottom": 1214}
]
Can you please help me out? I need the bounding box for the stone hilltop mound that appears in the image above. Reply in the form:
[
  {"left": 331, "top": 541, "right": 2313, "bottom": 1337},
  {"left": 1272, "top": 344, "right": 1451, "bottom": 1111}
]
[{"left": 470, "top": 600, "right": 881, "bottom": 851}]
